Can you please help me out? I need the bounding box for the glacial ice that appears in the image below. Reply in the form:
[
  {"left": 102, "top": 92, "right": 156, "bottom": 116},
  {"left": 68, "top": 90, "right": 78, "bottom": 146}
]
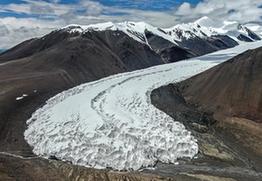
[{"left": 24, "top": 41, "right": 262, "bottom": 170}]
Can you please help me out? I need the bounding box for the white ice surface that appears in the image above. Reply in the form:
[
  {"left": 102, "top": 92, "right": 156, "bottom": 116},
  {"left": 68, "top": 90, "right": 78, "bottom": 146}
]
[{"left": 24, "top": 41, "right": 262, "bottom": 171}]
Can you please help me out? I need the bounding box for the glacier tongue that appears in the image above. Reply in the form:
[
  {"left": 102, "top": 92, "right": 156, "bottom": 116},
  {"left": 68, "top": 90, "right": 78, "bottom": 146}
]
[{"left": 24, "top": 41, "right": 262, "bottom": 171}]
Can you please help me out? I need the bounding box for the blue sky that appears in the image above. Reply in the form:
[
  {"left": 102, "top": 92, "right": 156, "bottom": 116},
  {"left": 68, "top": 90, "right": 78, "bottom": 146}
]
[
  {"left": 0, "top": 0, "right": 202, "bottom": 18},
  {"left": 0, "top": 0, "right": 207, "bottom": 28},
  {"left": 0, "top": 0, "right": 262, "bottom": 20},
  {"left": 0, "top": 1, "right": 262, "bottom": 28},
  {"left": 94, "top": 0, "right": 201, "bottom": 11},
  {"left": 0, "top": 0, "right": 262, "bottom": 49},
  {"left": 0, "top": 0, "right": 201, "bottom": 9},
  {"left": 1, "top": 0, "right": 261, "bottom": 26}
]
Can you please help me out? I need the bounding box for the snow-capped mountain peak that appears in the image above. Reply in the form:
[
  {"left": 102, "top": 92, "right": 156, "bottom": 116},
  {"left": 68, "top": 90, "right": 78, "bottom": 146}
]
[
  {"left": 43, "top": 17, "right": 262, "bottom": 57},
  {"left": 164, "top": 21, "right": 213, "bottom": 41},
  {"left": 59, "top": 21, "right": 177, "bottom": 46},
  {"left": 163, "top": 16, "right": 261, "bottom": 43}
]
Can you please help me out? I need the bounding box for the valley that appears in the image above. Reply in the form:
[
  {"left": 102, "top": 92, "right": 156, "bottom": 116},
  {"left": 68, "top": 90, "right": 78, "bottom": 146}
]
[{"left": 0, "top": 16, "right": 262, "bottom": 180}]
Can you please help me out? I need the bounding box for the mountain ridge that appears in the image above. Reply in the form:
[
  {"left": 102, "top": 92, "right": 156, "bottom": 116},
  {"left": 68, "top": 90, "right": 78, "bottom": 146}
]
[{"left": 1, "top": 16, "right": 261, "bottom": 63}]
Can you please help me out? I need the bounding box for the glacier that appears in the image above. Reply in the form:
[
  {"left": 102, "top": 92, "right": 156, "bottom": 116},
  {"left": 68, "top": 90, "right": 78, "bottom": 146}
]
[{"left": 24, "top": 41, "right": 262, "bottom": 171}]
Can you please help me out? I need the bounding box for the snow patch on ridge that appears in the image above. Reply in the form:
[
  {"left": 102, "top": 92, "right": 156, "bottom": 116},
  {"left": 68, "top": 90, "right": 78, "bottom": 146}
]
[{"left": 16, "top": 94, "right": 28, "bottom": 101}]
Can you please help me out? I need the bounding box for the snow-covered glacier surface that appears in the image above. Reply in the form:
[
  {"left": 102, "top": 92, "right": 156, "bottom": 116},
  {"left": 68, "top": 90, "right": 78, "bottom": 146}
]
[{"left": 24, "top": 41, "right": 262, "bottom": 171}]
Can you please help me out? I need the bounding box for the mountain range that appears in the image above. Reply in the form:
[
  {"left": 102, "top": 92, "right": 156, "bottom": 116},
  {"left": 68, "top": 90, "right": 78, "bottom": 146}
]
[{"left": 1, "top": 16, "right": 261, "bottom": 63}]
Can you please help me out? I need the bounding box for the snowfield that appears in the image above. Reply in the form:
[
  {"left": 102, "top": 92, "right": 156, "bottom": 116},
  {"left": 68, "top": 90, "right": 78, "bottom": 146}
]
[{"left": 25, "top": 41, "right": 262, "bottom": 171}]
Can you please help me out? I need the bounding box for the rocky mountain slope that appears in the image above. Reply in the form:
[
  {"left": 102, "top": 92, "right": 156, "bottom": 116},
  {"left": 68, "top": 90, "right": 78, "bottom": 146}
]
[
  {"left": 0, "top": 22, "right": 193, "bottom": 64},
  {"left": 178, "top": 47, "right": 262, "bottom": 122},
  {"left": 0, "top": 30, "right": 165, "bottom": 151},
  {"left": 151, "top": 44, "right": 262, "bottom": 179}
]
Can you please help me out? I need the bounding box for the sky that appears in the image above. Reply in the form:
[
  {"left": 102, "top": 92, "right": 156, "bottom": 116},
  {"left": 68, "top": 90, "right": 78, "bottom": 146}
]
[{"left": 1, "top": 0, "right": 262, "bottom": 49}]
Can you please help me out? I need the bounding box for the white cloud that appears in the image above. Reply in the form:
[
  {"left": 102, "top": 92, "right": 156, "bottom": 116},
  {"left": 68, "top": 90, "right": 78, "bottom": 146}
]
[
  {"left": 176, "top": 2, "right": 191, "bottom": 16},
  {"left": 0, "top": 3, "right": 31, "bottom": 14},
  {"left": 0, "top": 17, "right": 60, "bottom": 49},
  {"left": 80, "top": 0, "right": 103, "bottom": 16},
  {"left": 0, "top": 0, "right": 74, "bottom": 16},
  {"left": 175, "top": 0, "right": 262, "bottom": 24}
]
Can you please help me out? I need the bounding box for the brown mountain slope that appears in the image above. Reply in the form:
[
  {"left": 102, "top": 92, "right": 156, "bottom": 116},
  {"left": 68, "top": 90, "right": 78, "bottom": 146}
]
[
  {"left": 0, "top": 29, "right": 165, "bottom": 152},
  {"left": 151, "top": 46, "right": 262, "bottom": 175},
  {"left": 179, "top": 47, "right": 262, "bottom": 123},
  {"left": 177, "top": 46, "right": 262, "bottom": 170},
  {"left": 0, "top": 29, "right": 183, "bottom": 181}
]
